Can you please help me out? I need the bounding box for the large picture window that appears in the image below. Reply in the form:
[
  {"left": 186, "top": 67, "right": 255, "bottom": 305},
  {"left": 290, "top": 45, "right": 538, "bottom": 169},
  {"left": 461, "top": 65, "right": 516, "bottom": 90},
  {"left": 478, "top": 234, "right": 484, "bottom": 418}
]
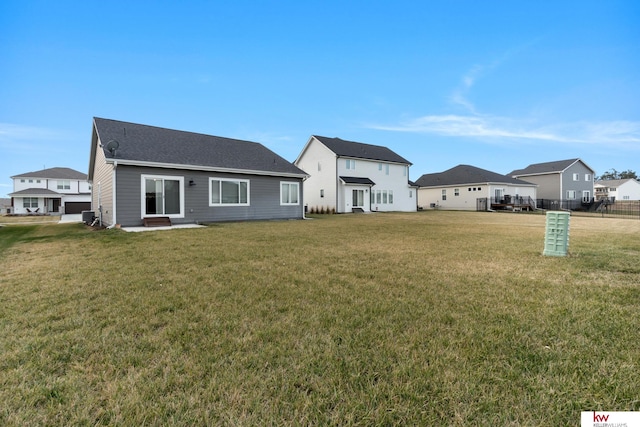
[
  {"left": 210, "top": 178, "right": 249, "bottom": 206},
  {"left": 280, "top": 182, "right": 299, "bottom": 205},
  {"left": 23, "top": 197, "right": 39, "bottom": 208},
  {"left": 142, "top": 175, "right": 184, "bottom": 217}
]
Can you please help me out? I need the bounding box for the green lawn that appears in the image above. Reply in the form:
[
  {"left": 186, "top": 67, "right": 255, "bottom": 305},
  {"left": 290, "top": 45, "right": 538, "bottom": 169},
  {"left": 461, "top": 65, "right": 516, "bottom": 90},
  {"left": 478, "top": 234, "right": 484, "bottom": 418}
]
[{"left": 1, "top": 212, "right": 638, "bottom": 425}]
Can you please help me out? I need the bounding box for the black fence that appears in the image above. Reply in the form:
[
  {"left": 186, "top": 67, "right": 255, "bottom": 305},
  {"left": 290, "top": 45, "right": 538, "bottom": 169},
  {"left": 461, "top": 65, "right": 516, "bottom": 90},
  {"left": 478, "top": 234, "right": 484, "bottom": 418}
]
[
  {"left": 536, "top": 198, "right": 640, "bottom": 219},
  {"left": 477, "top": 197, "right": 640, "bottom": 219}
]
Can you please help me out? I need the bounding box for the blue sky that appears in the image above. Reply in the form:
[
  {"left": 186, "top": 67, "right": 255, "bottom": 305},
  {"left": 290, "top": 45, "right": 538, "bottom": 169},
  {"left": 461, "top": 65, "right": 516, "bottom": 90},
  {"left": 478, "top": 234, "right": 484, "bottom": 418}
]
[{"left": 1, "top": 0, "right": 638, "bottom": 198}]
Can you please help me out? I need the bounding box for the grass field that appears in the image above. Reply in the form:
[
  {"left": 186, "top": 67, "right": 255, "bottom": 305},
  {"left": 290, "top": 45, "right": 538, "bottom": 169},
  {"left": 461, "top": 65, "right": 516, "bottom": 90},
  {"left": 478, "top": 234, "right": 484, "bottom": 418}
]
[{"left": 1, "top": 211, "right": 639, "bottom": 425}]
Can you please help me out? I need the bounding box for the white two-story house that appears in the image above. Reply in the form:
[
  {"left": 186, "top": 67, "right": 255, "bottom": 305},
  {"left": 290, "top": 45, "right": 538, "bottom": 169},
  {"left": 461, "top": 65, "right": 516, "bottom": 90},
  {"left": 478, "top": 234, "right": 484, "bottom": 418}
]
[
  {"left": 595, "top": 178, "right": 640, "bottom": 201},
  {"left": 9, "top": 167, "right": 91, "bottom": 214},
  {"left": 295, "top": 135, "right": 416, "bottom": 213}
]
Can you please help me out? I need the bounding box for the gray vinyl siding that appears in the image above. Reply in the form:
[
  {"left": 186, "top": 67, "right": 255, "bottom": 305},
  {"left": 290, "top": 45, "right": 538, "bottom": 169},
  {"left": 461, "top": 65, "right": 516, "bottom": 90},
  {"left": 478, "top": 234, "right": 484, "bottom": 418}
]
[
  {"left": 90, "top": 142, "right": 115, "bottom": 226},
  {"left": 114, "top": 165, "right": 304, "bottom": 226},
  {"left": 562, "top": 162, "right": 594, "bottom": 200}
]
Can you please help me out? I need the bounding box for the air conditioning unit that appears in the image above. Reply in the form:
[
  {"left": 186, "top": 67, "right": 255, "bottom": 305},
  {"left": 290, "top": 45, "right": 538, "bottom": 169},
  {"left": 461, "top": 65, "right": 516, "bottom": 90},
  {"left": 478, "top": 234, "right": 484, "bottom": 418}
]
[{"left": 81, "top": 210, "right": 95, "bottom": 225}]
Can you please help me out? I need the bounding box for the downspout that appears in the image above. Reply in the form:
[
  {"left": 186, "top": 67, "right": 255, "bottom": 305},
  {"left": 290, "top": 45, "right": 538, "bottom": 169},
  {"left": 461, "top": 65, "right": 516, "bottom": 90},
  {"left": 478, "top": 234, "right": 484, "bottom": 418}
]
[
  {"left": 302, "top": 175, "right": 308, "bottom": 219},
  {"left": 335, "top": 156, "right": 339, "bottom": 213},
  {"left": 108, "top": 161, "right": 117, "bottom": 228},
  {"left": 97, "top": 182, "right": 102, "bottom": 227}
]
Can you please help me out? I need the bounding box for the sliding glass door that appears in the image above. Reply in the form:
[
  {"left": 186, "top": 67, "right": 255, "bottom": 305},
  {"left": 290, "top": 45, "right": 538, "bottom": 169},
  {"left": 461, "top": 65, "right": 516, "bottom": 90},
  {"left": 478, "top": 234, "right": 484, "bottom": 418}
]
[{"left": 143, "top": 175, "right": 183, "bottom": 217}]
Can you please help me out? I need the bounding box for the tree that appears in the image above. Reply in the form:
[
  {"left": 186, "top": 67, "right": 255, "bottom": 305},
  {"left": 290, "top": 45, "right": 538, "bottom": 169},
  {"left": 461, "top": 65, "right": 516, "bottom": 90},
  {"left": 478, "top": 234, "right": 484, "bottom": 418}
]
[{"left": 597, "top": 168, "right": 637, "bottom": 180}]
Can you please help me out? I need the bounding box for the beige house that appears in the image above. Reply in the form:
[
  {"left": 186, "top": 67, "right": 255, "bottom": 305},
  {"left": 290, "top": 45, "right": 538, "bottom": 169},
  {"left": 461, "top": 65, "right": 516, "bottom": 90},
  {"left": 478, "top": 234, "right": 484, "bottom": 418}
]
[{"left": 416, "top": 165, "right": 537, "bottom": 211}]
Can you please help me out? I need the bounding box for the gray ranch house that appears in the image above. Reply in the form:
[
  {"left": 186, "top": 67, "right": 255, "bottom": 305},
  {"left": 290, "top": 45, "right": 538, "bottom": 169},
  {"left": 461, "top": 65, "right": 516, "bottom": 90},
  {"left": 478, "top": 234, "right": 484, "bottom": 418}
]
[
  {"left": 416, "top": 164, "right": 537, "bottom": 211},
  {"left": 509, "top": 158, "right": 595, "bottom": 210},
  {"left": 89, "top": 118, "right": 308, "bottom": 227}
]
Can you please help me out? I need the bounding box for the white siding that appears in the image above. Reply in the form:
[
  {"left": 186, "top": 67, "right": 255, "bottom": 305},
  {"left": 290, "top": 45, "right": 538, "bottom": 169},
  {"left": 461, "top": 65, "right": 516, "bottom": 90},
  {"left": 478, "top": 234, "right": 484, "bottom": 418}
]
[
  {"left": 296, "top": 136, "right": 415, "bottom": 213},
  {"left": 295, "top": 138, "right": 337, "bottom": 212}
]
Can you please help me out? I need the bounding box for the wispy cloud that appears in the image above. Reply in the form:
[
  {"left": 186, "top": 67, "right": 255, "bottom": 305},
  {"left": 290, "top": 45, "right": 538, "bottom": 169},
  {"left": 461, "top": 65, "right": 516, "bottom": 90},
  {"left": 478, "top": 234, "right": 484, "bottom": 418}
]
[
  {"left": 368, "top": 114, "right": 640, "bottom": 146},
  {"left": 368, "top": 39, "right": 640, "bottom": 148}
]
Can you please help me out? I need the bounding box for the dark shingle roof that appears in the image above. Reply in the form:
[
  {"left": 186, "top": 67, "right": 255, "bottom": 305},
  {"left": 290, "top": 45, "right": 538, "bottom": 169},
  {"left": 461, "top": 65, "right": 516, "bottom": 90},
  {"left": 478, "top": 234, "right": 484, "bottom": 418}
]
[
  {"left": 509, "top": 159, "right": 580, "bottom": 176},
  {"left": 12, "top": 167, "right": 87, "bottom": 180},
  {"left": 93, "top": 118, "right": 306, "bottom": 177},
  {"left": 313, "top": 135, "right": 411, "bottom": 165},
  {"left": 415, "top": 165, "right": 536, "bottom": 187},
  {"left": 339, "top": 176, "right": 376, "bottom": 185}
]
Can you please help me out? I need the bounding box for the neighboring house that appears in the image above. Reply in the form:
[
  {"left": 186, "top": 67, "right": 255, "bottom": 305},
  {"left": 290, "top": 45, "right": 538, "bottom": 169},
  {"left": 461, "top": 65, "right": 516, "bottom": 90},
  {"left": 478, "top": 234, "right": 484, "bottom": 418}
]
[
  {"left": 0, "top": 198, "right": 11, "bottom": 214},
  {"left": 510, "top": 158, "right": 595, "bottom": 208},
  {"left": 295, "top": 135, "right": 416, "bottom": 213},
  {"left": 89, "top": 117, "right": 308, "bottom": 227},
  {"left": 8, "top": 167, "right": 91, "bottom": 214},
  {"left": 415, "top": 165, "right": 537, "bottom": 211},
  {"left": 595, "top": 179, "right": 640, "bottom": 201}
]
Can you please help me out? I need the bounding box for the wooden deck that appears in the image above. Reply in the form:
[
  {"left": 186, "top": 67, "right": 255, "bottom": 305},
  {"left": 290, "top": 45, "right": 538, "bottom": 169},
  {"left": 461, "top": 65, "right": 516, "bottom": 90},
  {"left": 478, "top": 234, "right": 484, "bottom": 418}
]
[{"left": 491, "top": 203, "right": 534, "bottom": 212}]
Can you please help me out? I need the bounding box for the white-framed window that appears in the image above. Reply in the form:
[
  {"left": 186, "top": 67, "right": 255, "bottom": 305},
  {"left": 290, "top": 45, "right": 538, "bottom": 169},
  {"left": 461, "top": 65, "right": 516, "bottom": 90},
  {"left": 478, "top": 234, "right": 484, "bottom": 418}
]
[
  {"left": 442, "top": 189, "right": 447, "bottom": 201},
  {"left": 409, "top": 190, "right": 413, "bottom": 198},
  {"left": 585, "top": 174, "right": 591, "bottom": 181},
  {"left": 210, "top": 178, "right": 249, "bottom": 206},
  {"left": 378, "top": 163, "right": 383, "bottom": 171},
  {"left": 454, "top": 188, "right": 460, "bottom": 196},
  {"left": 388, "top": 190, "right": 393, "bottom": 204},
  {"left": 346, "top": 159, "right": 356, "bottom": 170},
  {"left": 57, "top": 180, "right": 71, "bottom": 190},
  {"left": 385, "top": 164, "right": 389, "bottom": 175},
  {"left": 320, "top": 189, "right": 324, "bottom": 198},
  {"left": 20, "top": 179, "right": 25, "bottom": 183},
  {"left": 280, "top": 182, "right": 299, "bottom": 205},
  {"left": 142, "top": 175, "right": 184, "bottom": 217},
  {"left": 382, "top": 190, "right": 388, "bottom": 204},
  {"left": 23, "top": 197, "right": 39, "bottom": 208},
  {"left": 376, "top": 190, "right": 381, "bottom": 204},
  {"left": 567, "top": 190, "right": 577, "bottom": 200},
  {"left": 573, "top": 173, "right": 579, "bottom": 181}
]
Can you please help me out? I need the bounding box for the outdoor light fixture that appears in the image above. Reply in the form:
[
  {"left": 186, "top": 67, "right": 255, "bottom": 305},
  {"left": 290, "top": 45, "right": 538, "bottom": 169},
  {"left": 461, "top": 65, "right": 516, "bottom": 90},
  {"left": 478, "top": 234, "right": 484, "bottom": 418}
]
[{"left": 189, "top": 179, "right": 196, "bottom": 186}]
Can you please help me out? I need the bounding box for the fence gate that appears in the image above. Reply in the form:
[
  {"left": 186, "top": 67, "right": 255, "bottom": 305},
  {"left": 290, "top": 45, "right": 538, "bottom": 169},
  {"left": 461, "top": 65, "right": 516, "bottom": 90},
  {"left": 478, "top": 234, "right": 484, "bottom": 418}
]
[{"left": 476, "top": 198, "right": 488, "bottom": 211}]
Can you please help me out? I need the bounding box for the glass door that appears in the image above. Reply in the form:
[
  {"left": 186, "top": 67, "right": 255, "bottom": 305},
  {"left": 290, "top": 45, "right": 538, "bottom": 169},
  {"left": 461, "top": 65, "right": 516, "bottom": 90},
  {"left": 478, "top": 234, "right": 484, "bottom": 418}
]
[{"left": 352, "top": 189, "right": 364, "bottom": 207}]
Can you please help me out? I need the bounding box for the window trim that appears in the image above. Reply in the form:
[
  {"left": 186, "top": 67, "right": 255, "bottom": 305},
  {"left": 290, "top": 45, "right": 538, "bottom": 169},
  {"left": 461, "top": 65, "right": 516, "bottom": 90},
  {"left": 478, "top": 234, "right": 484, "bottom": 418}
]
[
  {"left": 141, "top": 174, "right": 185, "bottom": 218},
  {"left": 209, "top": 177, "right": 250, "bottom": 206},
  {"left": 280, "top": 181, "right": 300, "bottom": 206}
]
